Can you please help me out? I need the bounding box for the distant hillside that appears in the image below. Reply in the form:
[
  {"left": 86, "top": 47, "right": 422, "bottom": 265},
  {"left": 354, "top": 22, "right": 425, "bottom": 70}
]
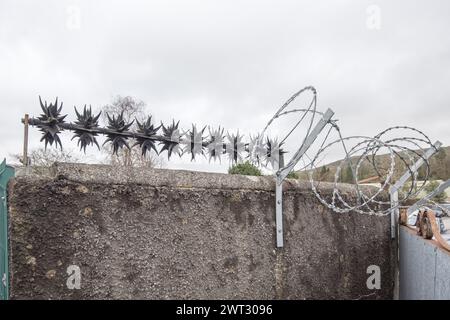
[{"left": 297, "top": 146, "right": 450, "bottom": 183}]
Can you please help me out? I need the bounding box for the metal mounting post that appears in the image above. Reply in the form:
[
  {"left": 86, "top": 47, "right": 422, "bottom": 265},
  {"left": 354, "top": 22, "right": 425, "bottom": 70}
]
[
  {"left": 275, "top": 178, "right": 283, "bottom": 248},
  {"left": 389, "top": 141, "right": 442, "bottom": 239},
  {"left": 275, "top": 108, "right": 335, "bottom": 248}
]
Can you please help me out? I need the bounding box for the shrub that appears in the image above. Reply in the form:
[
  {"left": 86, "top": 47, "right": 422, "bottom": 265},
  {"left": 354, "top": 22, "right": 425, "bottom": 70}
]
[
  {"left": 286, "top": 171, "right": 299, "bottom": 179},
  {"left": 228, "top": 161, "right": 262, "bottom": 176}
]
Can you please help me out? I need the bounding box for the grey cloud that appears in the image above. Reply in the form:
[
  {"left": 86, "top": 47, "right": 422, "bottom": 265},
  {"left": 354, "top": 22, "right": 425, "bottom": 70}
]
[{"left": 0, "top": 0, "right": 449, "bottom": 172}]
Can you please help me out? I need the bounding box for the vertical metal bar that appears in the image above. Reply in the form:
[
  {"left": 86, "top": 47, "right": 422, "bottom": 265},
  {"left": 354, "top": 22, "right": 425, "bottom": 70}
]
[
  {"left": 276, "top": 179, "right": 283, "bottom": 248},
  {"left": 23, "top": 114, "right": 29, "bottom": 167},
  {"left": 273, "top": 158, "right": 283, "bottom": 248},
  {"left": 390, "top": 189, "right": 399, "bottom": 238},
  {"left": 278, "top": 152, "right": 285, "bottom": 169},
  {"left": 275, "top": 153, "right": 284, "bottom": 248},
  {"left": 274, "top": 109, "right": 334, "bottom": 248}
]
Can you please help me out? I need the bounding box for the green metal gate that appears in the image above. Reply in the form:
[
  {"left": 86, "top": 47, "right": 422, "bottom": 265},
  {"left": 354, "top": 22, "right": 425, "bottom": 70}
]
[{"left": 0, "top": 159, "right": 14, "bottom": 300}]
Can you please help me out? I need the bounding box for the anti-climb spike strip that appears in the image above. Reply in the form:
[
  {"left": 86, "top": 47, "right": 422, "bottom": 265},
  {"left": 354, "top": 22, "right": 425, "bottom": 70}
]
[
  {"left": 134, "top": 116, "right": 161, "bottom": 157},
  {"left": 183, "top": 124, "right": 207, "bottom": 160},
  {"left": 37, "top": 96, "right": 67, "bottom": 150},
  {"left": 159, "top": 120, "right": 182, "bottom": 159},
  {"left": 25, "top": 88, "right": 443, "bottom": 219},
  {"left": 264, "top": 138, "right": 284, "bottom": 168},
  {"left": 225, "top": 131, "right": 245, "bottom": 164},
  {"left": 248, "top": 134, "right": 265, "bottom": 165},
  {"left": 72, "top": 105, "right": 101, "bottom": 152},
  {"left": 103, "top": 111, "right": 134, "bottom": 155},
  {"left": 207, "top": 127, "right": 225, "bottom": 162}
]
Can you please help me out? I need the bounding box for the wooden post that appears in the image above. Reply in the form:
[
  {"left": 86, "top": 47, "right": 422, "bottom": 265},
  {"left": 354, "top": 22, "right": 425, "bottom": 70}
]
[{"left": 23, "top": 114, "right": 29, "bottom": 167}]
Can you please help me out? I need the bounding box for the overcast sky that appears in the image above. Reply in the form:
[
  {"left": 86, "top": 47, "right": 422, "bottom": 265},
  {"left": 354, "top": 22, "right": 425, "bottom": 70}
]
[{"left": 1, "top": 0, "right": 449, "bottom": 173}]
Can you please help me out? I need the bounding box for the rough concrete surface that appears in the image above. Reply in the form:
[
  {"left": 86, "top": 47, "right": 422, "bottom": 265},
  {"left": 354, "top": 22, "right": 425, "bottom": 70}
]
[{"left": 8, "top": 163, "right": 394, "bottom": 299}]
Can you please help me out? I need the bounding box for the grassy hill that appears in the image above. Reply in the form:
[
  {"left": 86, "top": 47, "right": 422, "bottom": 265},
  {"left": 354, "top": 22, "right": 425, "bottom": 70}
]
[{"left": 297, "top": 146, "right": 450, "bottom": 183}]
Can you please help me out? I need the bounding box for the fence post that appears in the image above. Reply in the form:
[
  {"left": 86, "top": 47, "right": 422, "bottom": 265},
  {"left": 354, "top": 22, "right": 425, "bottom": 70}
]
[{"left": 23, "top": 114, "right": 29, "bottom": 167}]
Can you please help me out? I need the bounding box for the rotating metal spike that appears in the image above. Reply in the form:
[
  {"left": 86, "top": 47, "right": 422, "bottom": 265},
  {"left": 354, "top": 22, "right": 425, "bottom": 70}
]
[
  {"left": 134, "top": 116, "right": 161, "bottom": 157},
  {"left": 183, "top": 124, "right": 206, "bottom": 160},
  {"left": 159, "top": 120, "right": 182, "bottom": 159},
  {"left": 72, "top": 105, "right": 101, "bottom": 152},
  {"left": 248, "top": 133, "right": 265, "bottom": 165},
  {"left": 103, "top": 111, "right": 134, "bottom": 155},
  {"left": 225, "top": 131, "right": 246, "bottom": 164},
  {"left": 263, "top": 137, "right": 284, "bottom": 168},
  {"left": 37, "top": 96, "right": 67, "bottom": 149},
  {"left": 206, "top": 126, "right": 225, "bottom": 162}
]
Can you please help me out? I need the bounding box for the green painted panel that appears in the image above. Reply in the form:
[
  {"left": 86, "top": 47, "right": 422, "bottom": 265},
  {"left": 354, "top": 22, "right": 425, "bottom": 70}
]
[{"left": 0, "top": 159, "right": 15, "bottom": 300}]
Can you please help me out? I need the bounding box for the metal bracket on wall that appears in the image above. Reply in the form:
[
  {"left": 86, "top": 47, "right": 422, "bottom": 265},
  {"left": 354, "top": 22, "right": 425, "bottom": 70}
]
[
  {"left": 389, "top": 141, "right": 442, "bottom": 239},
  {"left": 275, "top": 108, "right": 335, "bottom": 248}
]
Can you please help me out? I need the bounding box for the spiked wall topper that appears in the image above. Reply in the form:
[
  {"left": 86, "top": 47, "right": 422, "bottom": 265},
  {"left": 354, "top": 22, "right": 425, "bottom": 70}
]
[
  {"left": 37, "top": 96, "right": 67, "bottom": 149},
  {"left": 159, "top": 120, "right": 182, "bottom": 159},
  {"left": 104, "top": 111, "right": 134, "bottom": 155},
  {"left": 28, "top": 96, "right": 288, "bottom": 165},
  {"left": 248, "top": 134, "right": 265, "bottom": 166},
  {"left": 72, "top": 105, "right": 101, "bottom": 152},
  {"left": 134, "top": 116, "right": 161, "bottom": 156},
  {"left": 264, "top": 137, "right": 285, "bottom": 167},
  {"left": 225, "top": 131, "right": 246, "bottom": 164},
  {"left": 183, "top": 124, "right": 207, "bottom": 160},
  {"left": 206, "top": 127, "right": 225, "bottom": 162}
]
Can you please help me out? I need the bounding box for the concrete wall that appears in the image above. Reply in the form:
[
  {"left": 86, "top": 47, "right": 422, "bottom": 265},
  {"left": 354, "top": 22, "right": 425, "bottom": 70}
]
[
  {"left": 8, "top": 163, "right": 394, "bottom": 299},
  {"left": 399, "top": 226, "right": 450, "bottom": 299}
]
